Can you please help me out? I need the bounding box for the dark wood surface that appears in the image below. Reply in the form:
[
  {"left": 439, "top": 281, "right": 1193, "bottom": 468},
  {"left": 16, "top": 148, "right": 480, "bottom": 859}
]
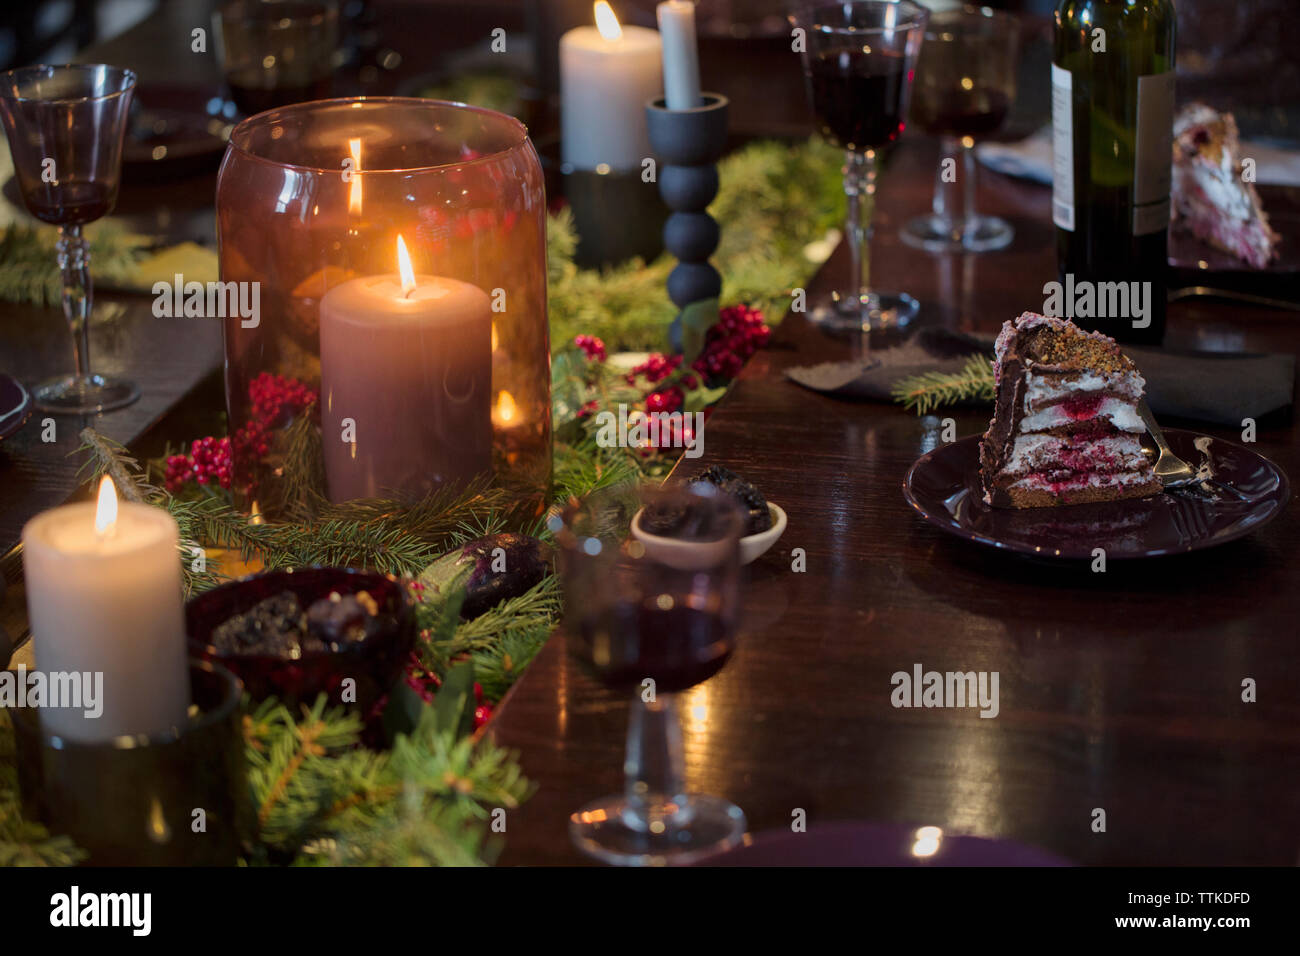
[
  {"left": 1, "top": 2, "right": 1296, "bottom": 866},
  {"left": 491, "top": 138, "right": 1300, "bottom": 866}
]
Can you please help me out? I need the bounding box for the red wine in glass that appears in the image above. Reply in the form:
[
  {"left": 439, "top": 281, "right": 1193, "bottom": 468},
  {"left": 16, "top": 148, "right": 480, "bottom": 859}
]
[
  {"left": 21, "top": 181, "right": 116, "bottom": 226},
  {"left": 914, "top": 88, "right": 1011, "bottom": 139},
  {"left": 809, "top": 49, "right": 910, "bottom": 151},
  {"left": 226, "top": 72, "right": 332, "bottom": 116},
  {"left": 576, "top": 603, "right": 735, "bottom": 695}
]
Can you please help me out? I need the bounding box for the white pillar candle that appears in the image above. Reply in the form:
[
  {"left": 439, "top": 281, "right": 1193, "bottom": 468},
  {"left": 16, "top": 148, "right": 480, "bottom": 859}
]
[
  {"left": 21, "top": 477, "right": 191, "bottom": 743},
  {"left": 320, "top": 236, "right": 492, "bottom": 502},
  {"left": 561, "top": 1, "right": 663, "bottom": 171},
  {"left": 657, "top": 1, "right": 701, "bottom": 110}
]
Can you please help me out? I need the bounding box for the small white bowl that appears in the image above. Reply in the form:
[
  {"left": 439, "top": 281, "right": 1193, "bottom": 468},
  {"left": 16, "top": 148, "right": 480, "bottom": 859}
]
[{"left": 631, "top": 502, "right": 787, "bottom": 570}]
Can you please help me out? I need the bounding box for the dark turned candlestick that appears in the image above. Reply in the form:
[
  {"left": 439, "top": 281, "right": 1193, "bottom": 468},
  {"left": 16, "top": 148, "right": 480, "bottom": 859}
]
[{"left": 645, "top": 93, "right": 729, "bottom": 351}]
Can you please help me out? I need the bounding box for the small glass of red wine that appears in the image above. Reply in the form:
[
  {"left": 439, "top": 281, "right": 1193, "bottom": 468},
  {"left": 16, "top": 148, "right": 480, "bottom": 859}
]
[
  {"left": 216, "top": 1, "right": 339, "bottom": 116},
  {"left": 902, "top": 6, "right": 1021, "bottom": 253},
  {"left": 554, "top": 483, "right": 747, "bottom": 865},
  {"left": 790, "top": 1, "right": 929, "bottom": 332},
  {"left": 0, "top": 64, "right": 139, "bottom": 413}
]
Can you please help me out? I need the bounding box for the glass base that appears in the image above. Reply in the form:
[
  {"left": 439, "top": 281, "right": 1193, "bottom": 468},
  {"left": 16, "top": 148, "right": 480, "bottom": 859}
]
[
  {"left": 570, "top": 793, "right": 747, "bottom": 866},
  {"left": 33, "top": 373, "right": 139, "bottom": 414},
  {"left": 900, "top": 213, "right": 1014, "bottom": 254},
  {"left": 811, "top": 290, "right": 919, "bottom": 333}
]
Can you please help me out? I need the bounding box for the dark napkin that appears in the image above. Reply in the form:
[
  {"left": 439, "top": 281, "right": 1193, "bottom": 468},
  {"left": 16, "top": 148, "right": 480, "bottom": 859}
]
[{"left": 785, "top": 328, "right": 1295, "bottom": 426}]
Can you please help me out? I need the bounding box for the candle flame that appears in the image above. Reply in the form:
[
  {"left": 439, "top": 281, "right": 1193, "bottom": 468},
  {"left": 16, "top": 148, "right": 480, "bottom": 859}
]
[
  {"left": 594, "top": 1, "right": 622, "bottom": 40},
  {"left": 396, "top": 235, "right": 416, "bottom": 295},
  {"left": 348, "top": 137, "right": 363, "bottom": 216},
  {"left": 94, "top": 474, "right": 118, "bottom": 537},
  {"left": 496, "top": 390, "right": 518, "bottom": 423}
]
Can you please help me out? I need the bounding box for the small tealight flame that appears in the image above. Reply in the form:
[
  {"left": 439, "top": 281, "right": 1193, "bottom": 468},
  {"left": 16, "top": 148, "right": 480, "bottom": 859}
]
[
  {"left": 594, "top": 1, "right": 622, "bottom": 40},
  {"left": 396, "top": 235, "right": 416, "bottom": 296},
  {"left": 496, "top": 390, "right": 517, "bottom": 423},
  {"left": 94, "top": 474, "right": 118, "bottom": 537}
]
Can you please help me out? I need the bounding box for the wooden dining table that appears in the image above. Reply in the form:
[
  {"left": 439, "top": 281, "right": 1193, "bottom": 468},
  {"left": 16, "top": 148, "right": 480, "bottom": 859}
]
[
  {"left": 490, "top": 139, "right": 1300, "bottom": 866},
  {"left": 1, "top": 1, "right": 1296, "bottom": 867}
]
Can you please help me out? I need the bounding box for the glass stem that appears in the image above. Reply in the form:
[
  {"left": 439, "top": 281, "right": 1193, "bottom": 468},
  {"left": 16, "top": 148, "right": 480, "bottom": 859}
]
[
  {"left": 623, "top": 691, "right": 688, "bottom": 830},
  {"left": 56, "top": 224, "right": 93, "bottom": 384},
  {"left": 931, "top": 136, "right": 977, "bottom": 241},
  {"left": 842, "top": 148, "right": 878, "bottom": 310}
]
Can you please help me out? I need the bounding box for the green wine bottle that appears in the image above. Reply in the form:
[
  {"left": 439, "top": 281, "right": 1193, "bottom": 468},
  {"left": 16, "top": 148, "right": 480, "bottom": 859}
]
[{"left": 1052, "top": 0, "right": 1176, "bottom": 345}]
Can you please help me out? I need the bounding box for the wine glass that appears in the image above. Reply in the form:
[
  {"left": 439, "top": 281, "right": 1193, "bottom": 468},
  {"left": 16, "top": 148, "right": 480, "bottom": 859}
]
[
  {"left": 554, "top": 483, "right": 747, "bottom": 866},
  {"left": 0, "top": 64, "right": 138, "bottom": 414},
  {"left": 215, "top": 0, "right": 339, "bottom": 116},
  {"left": 790, "top": 1, "right": 928, "bottom": 332},
  {"left": 902, "top": 5, "right": 1020, "bottom": 253}
]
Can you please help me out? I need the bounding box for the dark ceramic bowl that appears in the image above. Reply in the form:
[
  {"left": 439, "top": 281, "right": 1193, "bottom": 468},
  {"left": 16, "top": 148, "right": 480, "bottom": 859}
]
[{"left": 185, "top": 567, "right": 415, "bottom": 712}]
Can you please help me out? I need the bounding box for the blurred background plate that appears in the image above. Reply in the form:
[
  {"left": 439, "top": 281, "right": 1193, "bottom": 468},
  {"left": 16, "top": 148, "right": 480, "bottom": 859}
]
[{"left": 0, "top": 373, "right": 32, "bottom": 441}]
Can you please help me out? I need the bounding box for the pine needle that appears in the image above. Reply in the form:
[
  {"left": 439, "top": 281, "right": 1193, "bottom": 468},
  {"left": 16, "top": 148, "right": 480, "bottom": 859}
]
[{"left": 891, "top": 354, "right": 996, "bottom": 415}]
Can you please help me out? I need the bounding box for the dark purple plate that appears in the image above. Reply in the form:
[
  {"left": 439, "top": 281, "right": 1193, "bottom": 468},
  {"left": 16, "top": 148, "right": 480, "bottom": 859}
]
[
  {"left": 0, "top": 373, "right": 32, "bottom": 441},
  {"left": 903, "top": 430, "right": 1289, "bottom": 560},
  {"left": 693, "top": 822, "right": 1071, "bottom": 866}
]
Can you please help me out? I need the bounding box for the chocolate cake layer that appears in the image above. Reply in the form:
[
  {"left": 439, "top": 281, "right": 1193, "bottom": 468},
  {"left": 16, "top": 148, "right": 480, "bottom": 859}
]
[{"left": 980, "top": 313, "right": 1161, "bottom": 509}]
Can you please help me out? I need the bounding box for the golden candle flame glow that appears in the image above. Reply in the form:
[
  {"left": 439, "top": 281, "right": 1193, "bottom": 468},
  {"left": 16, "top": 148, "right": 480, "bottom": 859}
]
[
  {"left": 594, "top": 1, "right": 622, "bottom": 40},
  {"left": 496, "top": 390, "right": 518, "bottom": 423},
  {"left": 348, "top": 137, "right": 363, "bottom": 215},
  {"left": 396, "top": 235, "right": 416, "bottom": 295},
  {"left": 94, "top": 474, "right": 118, "bottom": 536}
]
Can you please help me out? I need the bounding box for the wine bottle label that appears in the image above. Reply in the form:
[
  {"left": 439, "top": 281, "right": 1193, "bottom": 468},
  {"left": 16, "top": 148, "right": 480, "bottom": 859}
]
[
  {"left": 1050, "top": 63, "right": 1074, "bottom": 232},
  {"left": 1132, "top": 71, "right": 1175, "bottom": 235}
]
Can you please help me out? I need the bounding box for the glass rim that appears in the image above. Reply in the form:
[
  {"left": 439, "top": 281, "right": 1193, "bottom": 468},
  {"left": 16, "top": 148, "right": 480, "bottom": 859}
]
[
  {"left": 0, "top": 63, "right": 137, "bottom": 104},
  {"left": 225, "top": 95, "right": 533, "bottom": 175},
  {"left": 790, "top": 0, "right": 930, "bottom": 35},
  {"left": 923, "top": 4, "right": 1021, "bottom": 38}
]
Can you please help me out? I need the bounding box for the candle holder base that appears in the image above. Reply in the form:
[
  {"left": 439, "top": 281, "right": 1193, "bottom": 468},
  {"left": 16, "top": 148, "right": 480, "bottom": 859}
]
[
  {"left": 9, "top": 660, "right": 249, "bottom": 865},
  {"left": 645, "top": 94, "right": 729, "bottom": 352},
  {"left": 563, "top": 166, "right": 666, "bottom": 270}
]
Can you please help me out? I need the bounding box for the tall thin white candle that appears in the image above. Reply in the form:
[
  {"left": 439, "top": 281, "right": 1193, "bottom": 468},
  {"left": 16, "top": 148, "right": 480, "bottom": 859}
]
[
  {"left": 657, "top": 1, "right": 701, "bottom": 110},
  {"left": 21, "top": 476, "right": 191, "bottom": 742}
]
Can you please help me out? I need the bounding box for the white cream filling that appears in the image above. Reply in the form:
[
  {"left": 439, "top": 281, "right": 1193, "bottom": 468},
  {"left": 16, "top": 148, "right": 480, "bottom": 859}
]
[
  {"left": 1004, "top": 433, "right": 1146, "bottom": 475},
  {"left": 1019, "top": 398, "right": 1145, "bottom": 434},
  {"left": 1024, "top": 370, "right": 1144, "bottom": 411},
  {"left": 1009, "top": 470, "right": 1155, "bottom": 492}
]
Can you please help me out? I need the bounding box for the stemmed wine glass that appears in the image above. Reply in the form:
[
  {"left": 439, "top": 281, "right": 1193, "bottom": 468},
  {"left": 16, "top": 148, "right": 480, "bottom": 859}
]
[
  {"left": 554, "top": 483, "right": 747, "bottom": 866},
  {"left": 902, "top": 5, "right": 1020, "bottom": 253},
  {"left": 216, "top": 1, "right": 339, "bottom": 116},
  {"left": 0, "top": 64, "right": 138, "bottom": 413},
  {"left": 790, "top": 1, "right": 928, "bottom": 332}
]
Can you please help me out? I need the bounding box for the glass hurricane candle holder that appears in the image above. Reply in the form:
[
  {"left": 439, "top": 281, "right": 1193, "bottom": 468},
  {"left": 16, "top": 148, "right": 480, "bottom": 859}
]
[{"left": 216, "top": 98, "right": 551, "bottom": 520}]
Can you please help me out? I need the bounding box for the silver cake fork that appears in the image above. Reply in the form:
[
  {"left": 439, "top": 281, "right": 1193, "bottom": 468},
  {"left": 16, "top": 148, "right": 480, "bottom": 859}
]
[{"left": 1136, "top": 400, "right": 1198, "bottom": 489}]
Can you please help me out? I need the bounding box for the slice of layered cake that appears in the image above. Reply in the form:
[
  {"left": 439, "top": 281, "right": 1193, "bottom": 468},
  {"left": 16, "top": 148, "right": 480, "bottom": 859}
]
[
  {"left": 980, "top": 313, "right": 1162, "bottom": 508},
  {"left": 1172, "top": 103, "right": 1280, "bottom": 269}
]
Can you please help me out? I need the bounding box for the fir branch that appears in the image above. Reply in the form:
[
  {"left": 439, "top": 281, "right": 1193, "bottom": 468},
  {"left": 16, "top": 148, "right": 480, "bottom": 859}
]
[
  {"left": 891, "top": 354, "right": 996, "bottom": 415},
  {"left": 0, "top": 714, "right": 86, "bottom": 866},
  {"left": 77, "top": 428, "right": 157, "bottom": 501},
  {"left": 0, "top": 224, "right": 148, "bottom": 306}
]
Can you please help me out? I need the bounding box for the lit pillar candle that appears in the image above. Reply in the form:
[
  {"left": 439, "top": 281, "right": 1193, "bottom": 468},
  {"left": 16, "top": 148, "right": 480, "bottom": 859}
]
[
  {"left": 320, "top": 235, "right": 492, "bottom": 502},
  {"left": 561, "top": 1, "right": 663, "bottom": 171},
  {"left": 21, "top": 476, "right": 191, "bottom": 742},
  {"left": 657, "top": 1, "right": 701, "bottom": 110}
]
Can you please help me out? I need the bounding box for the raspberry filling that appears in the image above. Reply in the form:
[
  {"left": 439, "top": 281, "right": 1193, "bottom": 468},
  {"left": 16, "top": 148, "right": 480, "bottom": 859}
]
[{"left": 1060, "top": 394, "right": 1104, "bottom": 420}]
